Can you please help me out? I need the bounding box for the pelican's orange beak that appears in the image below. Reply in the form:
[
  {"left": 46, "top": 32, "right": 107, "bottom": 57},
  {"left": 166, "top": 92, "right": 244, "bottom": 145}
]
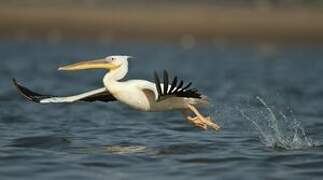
[{"left": 58, "top": 59, "right": 120, "bottom": 71}]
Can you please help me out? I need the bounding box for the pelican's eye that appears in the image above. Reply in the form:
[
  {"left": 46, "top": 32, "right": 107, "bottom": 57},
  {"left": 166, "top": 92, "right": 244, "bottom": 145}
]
[{"left": 106, "top": 57, "right": 114, "bottom": 63}]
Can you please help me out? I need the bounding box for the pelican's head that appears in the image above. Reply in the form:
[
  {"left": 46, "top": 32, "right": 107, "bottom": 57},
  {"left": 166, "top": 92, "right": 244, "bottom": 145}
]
[{"left": 58, "top": 55, "right": 132, "bottom": 71}]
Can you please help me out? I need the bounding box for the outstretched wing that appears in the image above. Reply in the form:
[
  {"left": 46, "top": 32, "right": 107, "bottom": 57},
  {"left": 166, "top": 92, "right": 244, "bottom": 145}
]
[
  {"left": 12, "top": 79, "right": 117, "bottom": 104},
  {"left": 153, "top": 70, "right": 202, "bottom": 101}
]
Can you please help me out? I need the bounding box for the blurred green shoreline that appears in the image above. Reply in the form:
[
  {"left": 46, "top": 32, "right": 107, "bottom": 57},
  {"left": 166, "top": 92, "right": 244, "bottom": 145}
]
[{"left": 1, "top": 5, "right": 323, "bottom": 44}]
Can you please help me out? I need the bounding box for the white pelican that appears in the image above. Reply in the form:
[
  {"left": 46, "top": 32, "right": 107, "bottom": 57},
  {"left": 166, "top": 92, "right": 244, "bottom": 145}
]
[{"left": 13, "top": 56, "right": 220, "bottom": 130}]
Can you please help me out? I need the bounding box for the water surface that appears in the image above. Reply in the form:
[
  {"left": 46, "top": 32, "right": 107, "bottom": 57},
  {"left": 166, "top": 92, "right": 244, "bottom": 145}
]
[{"left": 1, "top": 40, "right": 323, "bottom": 180}]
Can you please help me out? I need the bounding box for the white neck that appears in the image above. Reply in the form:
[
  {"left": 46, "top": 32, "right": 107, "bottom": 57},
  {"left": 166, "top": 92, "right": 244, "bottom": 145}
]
[{"left": 103, "top": 60, "right": 128, "bottom": 84}]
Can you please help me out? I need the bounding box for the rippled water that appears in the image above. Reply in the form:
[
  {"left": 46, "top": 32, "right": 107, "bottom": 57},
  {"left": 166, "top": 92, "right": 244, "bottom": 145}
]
[{"left": 1, "top": 40, "right": 323, "bottom": 180}]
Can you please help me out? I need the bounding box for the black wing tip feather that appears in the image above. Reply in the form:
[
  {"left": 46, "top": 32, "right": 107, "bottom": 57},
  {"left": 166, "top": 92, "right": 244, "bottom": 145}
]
[
  {"left": 153, "top": 71, "right": 162, "bottom": 101},
  {"left": 153, "top": 70, "right": 202, "bottom": 100},
  {"left": 12, "top": 79, "right": 117, "bottom": 103},
  {"left": 12, "top": 78, "right": 49, "bottom": 103},
  {"left": 163, "top": 70, "right": 169, "bottom": 94}
]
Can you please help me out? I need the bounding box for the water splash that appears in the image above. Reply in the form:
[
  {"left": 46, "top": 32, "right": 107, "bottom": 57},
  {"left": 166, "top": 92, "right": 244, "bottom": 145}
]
[{"left": 240, "top": 97, "right": 314, "bottom": 150}]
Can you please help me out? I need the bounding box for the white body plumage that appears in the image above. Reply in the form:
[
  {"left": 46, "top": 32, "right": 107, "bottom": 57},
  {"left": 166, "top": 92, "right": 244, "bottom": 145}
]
[{"left": 103, "top": 56, "right": 209, "bottom": 112}]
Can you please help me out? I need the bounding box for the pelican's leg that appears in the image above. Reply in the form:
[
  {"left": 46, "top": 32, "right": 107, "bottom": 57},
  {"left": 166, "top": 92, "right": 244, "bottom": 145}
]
[
  {"left": 184, "top": 104, "right": 220, "bottom": 130},
  {"left": 181, "top": 110, "right": 207, "bottom": 129}
]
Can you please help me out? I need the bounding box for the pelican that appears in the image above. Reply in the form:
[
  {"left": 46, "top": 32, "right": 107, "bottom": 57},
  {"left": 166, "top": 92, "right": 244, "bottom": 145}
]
[{"left": 13, "top": 56, "right": 220, "bottom": 130}]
